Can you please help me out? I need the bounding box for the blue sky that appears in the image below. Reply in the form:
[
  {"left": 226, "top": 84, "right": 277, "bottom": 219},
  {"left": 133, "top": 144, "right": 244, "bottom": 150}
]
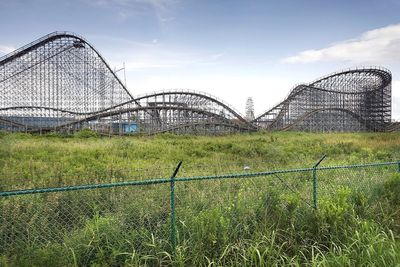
[{"left": 1, "top": 0, "right": 400, "bottom": 118}]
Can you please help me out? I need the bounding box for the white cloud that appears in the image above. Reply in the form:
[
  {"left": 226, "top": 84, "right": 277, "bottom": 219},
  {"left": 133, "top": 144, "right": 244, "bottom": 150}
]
[
  {"left": 282, "top": 23, "right": 400, "bottom": 64},
  {"left": 0, "top": 45, "right": 15, "bottom": 55}
]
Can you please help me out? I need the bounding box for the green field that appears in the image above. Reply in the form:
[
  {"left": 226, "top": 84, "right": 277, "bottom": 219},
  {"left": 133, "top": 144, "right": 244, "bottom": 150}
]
[{"left": 0, "top": 130, "right": 400, "bottom": 266}]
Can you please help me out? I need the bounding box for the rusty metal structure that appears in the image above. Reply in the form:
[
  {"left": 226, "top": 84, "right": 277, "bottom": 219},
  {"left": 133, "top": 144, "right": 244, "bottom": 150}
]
[
  {"left": 0, "top": 32, "right": 254, "bottom": 135},
  {"left": 253, "top": 68, "right": 392, "bottom": 132},
  {"left": 0, "top": 32, "right": 393, "bottom": 134}
]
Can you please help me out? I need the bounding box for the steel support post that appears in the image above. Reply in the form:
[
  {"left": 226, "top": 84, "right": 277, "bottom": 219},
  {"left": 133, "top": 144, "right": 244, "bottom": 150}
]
[
  {"left": 312, "top": 155, "right": 326, "bottom": 209},
  {"left": 170, "top": 161, "right": 182, "bottom": 254}
]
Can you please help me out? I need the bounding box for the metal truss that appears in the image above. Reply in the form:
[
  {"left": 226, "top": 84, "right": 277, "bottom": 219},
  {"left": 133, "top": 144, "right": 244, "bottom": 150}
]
[
  {"left": 0, "top": 32, "right": 393, "bottom": 134},
  {"left": 0, "top": 32, "right": 254, "bottom": 135},
  {"left": 253, "top": 68, "right": 392, "bottom": 132}
]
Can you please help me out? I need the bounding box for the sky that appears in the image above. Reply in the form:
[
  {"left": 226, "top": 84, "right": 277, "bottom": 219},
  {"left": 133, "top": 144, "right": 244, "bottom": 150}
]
[{"left": 1, "top": 0, "right": 400, "bottom": 119}]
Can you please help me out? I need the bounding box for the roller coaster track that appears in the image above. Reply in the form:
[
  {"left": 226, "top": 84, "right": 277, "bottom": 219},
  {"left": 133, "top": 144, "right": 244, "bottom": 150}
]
[
  {"left": 0, "top": 32, "right": 254, "bottom": 134},
  {"left": 134, "top": 90, "right": 248, "bottom": 124},
  {"left": 0, "top": 31, "right": 394, "bottom": 134},
  {"left": 0, "top": 106, "right": 90, "bottom": 115},
  {"left": 386, "top": 122, "right": 400, "bottom": 132},
  {"left": 0, "top": 117, "right": 27, "bottom": 129},
  {"left": 252, "top": 67, "right": 392, "bottom": 132},
  {"left": 24, "top": 105, "right": 253, "bottom": 133},
  {"left": 279, "top": 108, "right": 366, "bottom": 131},
  {"left": 0, "top": 32, "right": 135, "bottom": 101},
  {"left": 0, "top": 88, "right": 256, "bottom": 131}
]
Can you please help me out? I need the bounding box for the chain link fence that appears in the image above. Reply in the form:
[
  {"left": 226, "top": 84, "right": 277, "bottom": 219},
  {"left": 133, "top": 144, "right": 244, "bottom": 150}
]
[
  {"left": 315, "top": 162, "right": 399, "bottom": 208},
  {"left": 0, "top": 158, "right": 399, "bottom": 265}
]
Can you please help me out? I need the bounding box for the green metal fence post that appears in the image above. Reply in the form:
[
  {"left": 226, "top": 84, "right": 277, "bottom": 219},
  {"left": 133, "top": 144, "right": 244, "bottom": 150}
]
[
  {"left": 170, "top": 161, "right": 182, "bottom": 254},
  {"left": 312, "top": 155, "right": 327, "bottom": 209}
]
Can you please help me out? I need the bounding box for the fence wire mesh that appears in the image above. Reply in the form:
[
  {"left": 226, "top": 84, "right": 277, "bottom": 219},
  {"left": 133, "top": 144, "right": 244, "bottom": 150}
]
[
  {"left": 317, "top": 164, "right": 398, "bottom": 206},
  {"left": 0, "top": 157, "right": 313, "bottom": 191},
  {"left": 0, "top": 184, "right": 171, "bottom": 266},
  {"left": 174, "top": 170, "right": 317, "bottom": 265},
  {"left": 0, "top": 160, "right": 398, "bottom": 265}
]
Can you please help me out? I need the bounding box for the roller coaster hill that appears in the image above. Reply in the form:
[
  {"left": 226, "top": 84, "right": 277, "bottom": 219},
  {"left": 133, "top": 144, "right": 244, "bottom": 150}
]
[{"left": 0, "top": 32, "right": 396, "bottom": 135}]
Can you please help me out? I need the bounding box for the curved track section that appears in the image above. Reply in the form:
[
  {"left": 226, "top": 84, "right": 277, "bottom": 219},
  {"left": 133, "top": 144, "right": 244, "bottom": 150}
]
[
  {"left": 0, "top": 32, "right": 254, "bottom": 135},
  {"left": 49, "top": 90, "right": 255, "bottom": 135},
  {"left": 0, "top": 32, "right": 393, "bottom": 134},
  {"left": 128, "top": 90, "right": 255, "bottom": 134},
  {"left": 133, "top": 90, "right": 255, "bottom": 134},
  {"left": 0, "top": 31, "right": 135, "bottom": 132},
  {"left": 253, "top": 67, "right": 392, "bottom": 132}
]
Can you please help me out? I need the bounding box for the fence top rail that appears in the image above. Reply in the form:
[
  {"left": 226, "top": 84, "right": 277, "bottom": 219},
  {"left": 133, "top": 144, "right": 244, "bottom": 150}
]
[
  {"left": 317, "top": 161, "right": 398, "bottom": 171},
  {"left": 0, "top": 161, "right": 398, "bottom": 197}
]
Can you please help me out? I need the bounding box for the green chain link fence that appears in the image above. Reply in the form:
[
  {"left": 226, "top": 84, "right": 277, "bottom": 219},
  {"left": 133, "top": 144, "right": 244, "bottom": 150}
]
[{"left": 0, "top": 158, "right": 399, "bottom": 264}]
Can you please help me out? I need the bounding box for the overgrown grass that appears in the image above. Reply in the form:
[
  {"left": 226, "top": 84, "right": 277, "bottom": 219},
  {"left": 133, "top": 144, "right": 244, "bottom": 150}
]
[
  {"left": 0, "top": 131, "right": 400, "bottom": 266},
  {"left": 1, "top": 131, "right": 400, "bottom": 190}
]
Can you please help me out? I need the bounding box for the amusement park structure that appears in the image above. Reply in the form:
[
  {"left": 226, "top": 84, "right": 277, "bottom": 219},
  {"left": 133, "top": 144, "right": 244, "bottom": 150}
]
[
  {"left": 253, "top": 67, "right": 392, "bottom": 132},
  {"left": 0, "top": 32, "right": 394, "bottom": 134}
]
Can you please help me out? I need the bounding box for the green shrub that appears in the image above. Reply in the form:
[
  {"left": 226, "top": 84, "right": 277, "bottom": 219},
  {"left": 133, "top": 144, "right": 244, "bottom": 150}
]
[
  {"left": 0, "top": 130, "right": 8, "bottom": 139},
  {"left": 382, "top": 173, "right": 400, "bottom": 204},
  {"left": 73, "top": 128, "right": 99, "bottom": 138}
]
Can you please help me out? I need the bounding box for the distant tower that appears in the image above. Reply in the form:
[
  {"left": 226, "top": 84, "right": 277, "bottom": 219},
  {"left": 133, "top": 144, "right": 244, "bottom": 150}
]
[{"left": 245, "top": 97, "right": 255, "bottom": 121}]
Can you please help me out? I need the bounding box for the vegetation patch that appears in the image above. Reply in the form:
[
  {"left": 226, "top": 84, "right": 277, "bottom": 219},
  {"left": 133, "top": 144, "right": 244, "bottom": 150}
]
[{"left": 0, "top": 132, "right": 399, "bottom": 266}]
